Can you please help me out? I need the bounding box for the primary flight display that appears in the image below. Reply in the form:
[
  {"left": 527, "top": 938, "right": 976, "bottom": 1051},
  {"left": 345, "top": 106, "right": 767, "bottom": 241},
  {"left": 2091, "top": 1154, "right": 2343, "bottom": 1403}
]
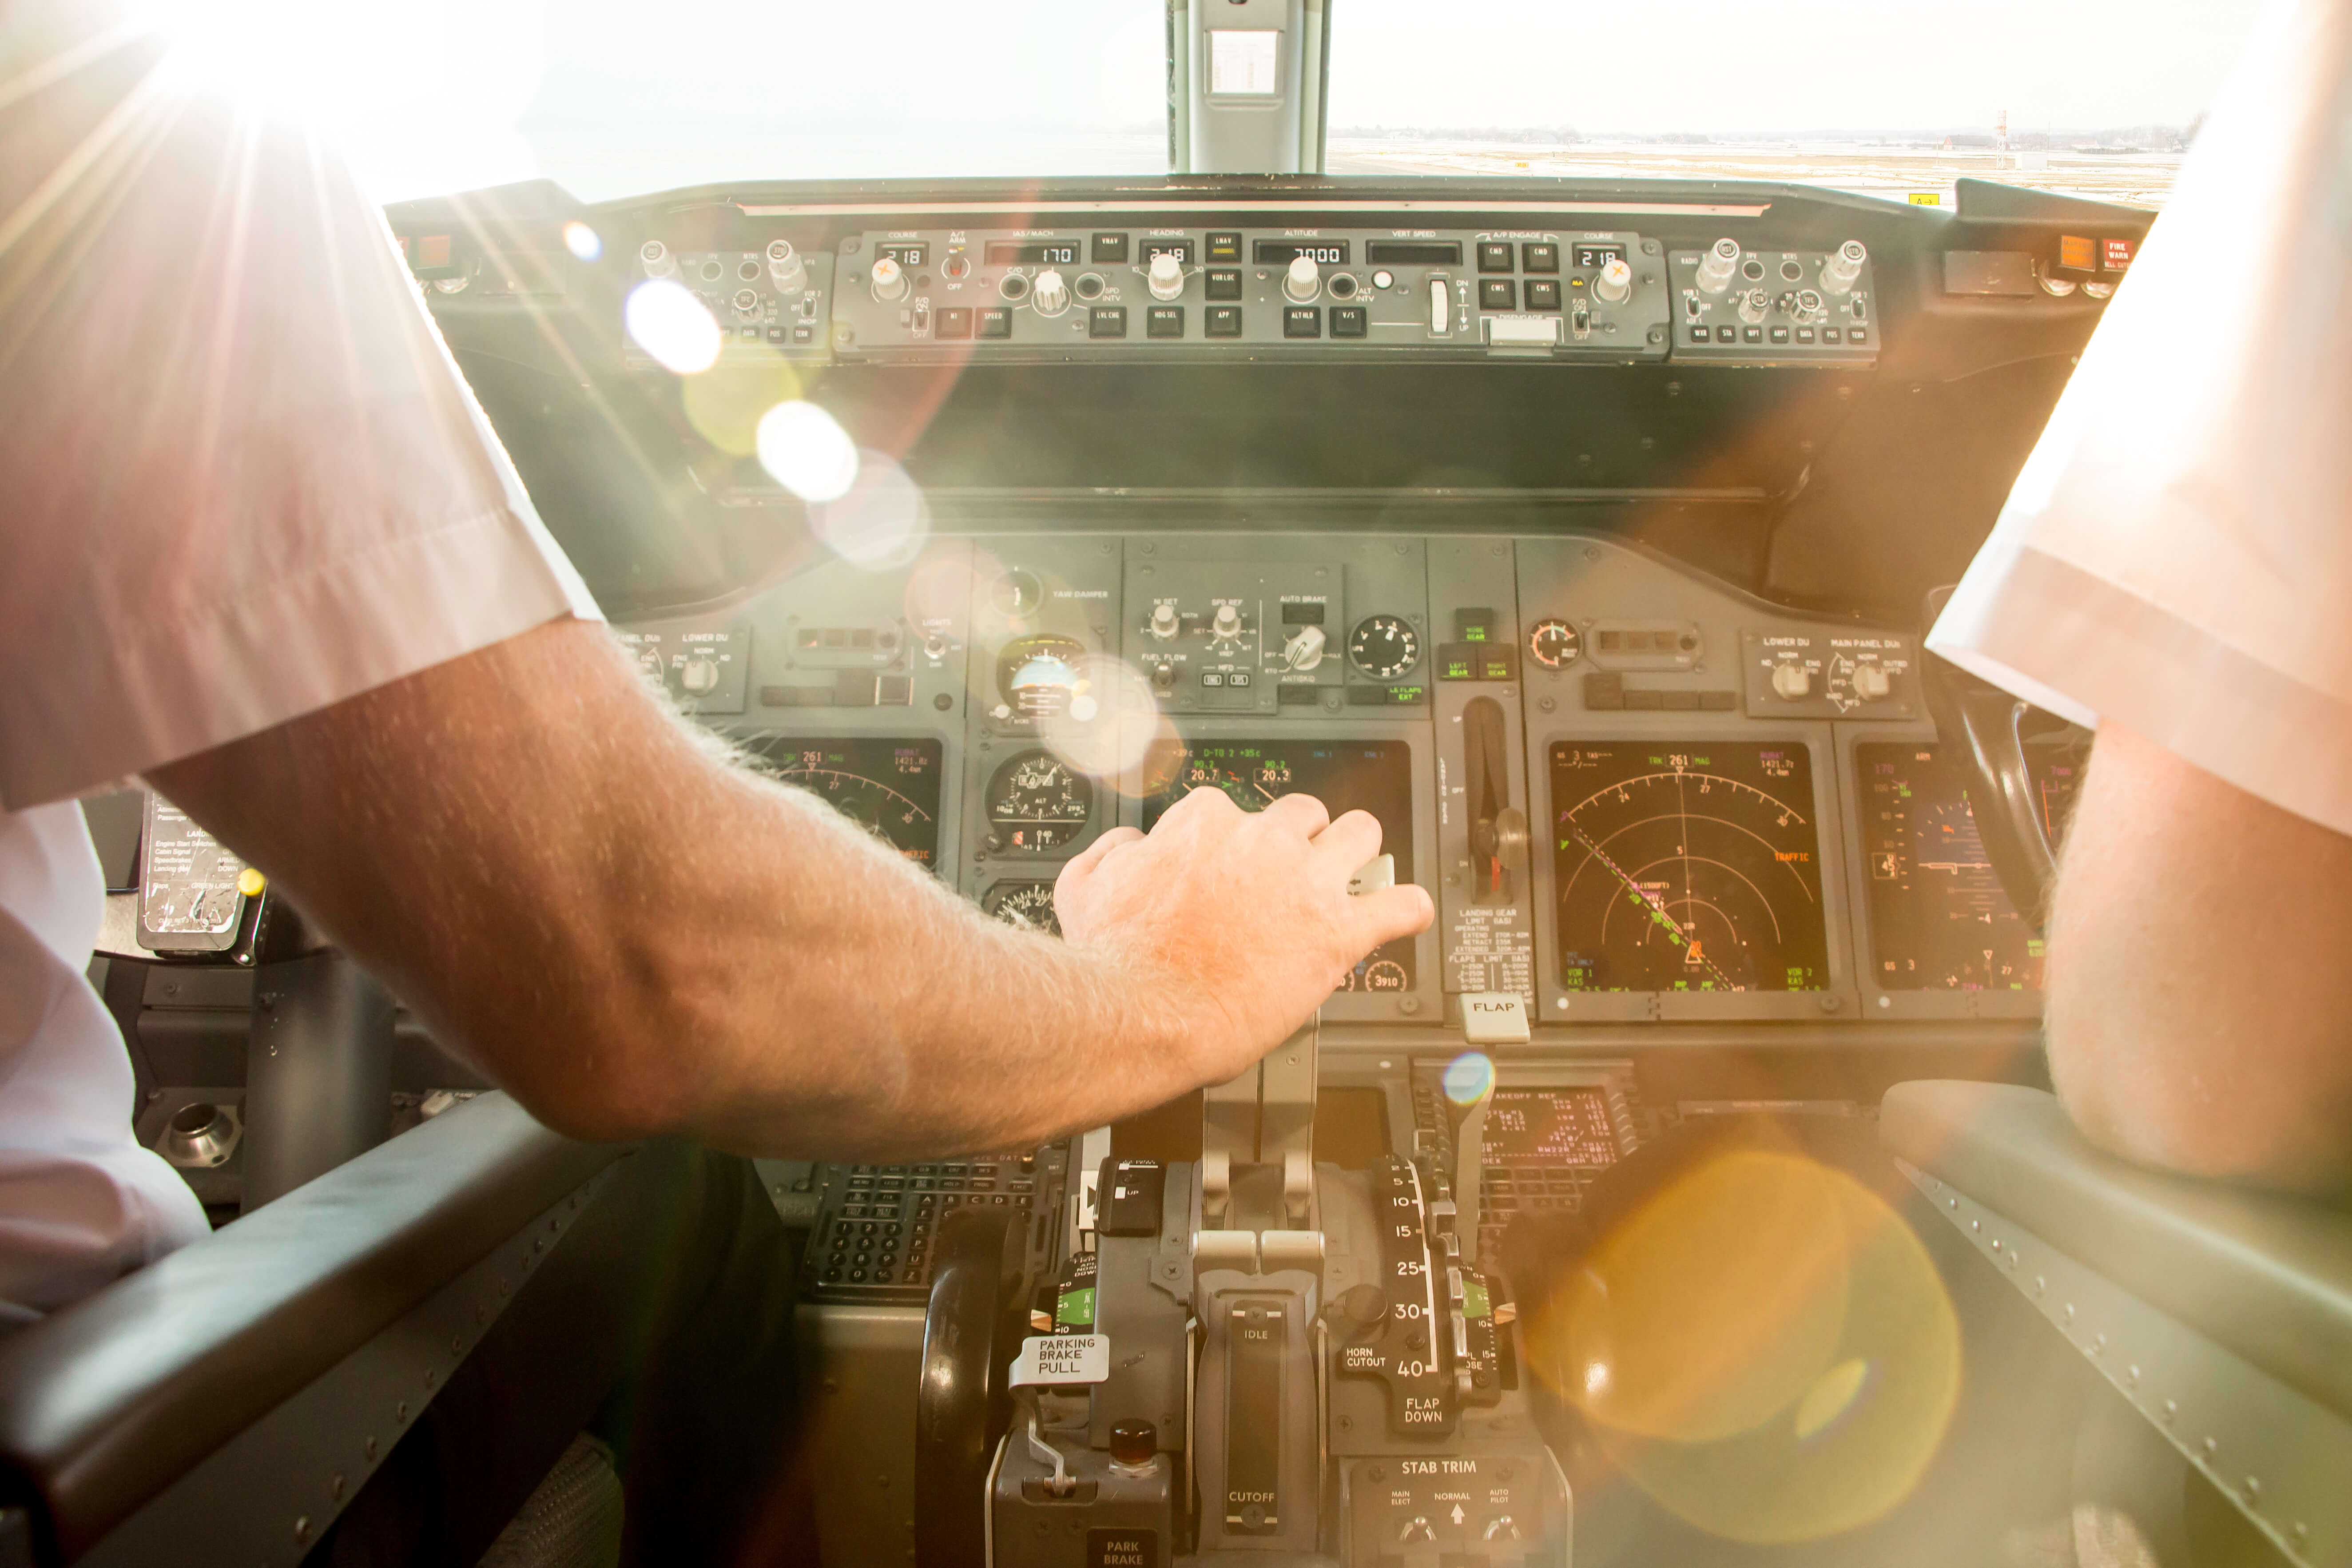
[{"left": 1549, "top": 742, "right": 1828, "bottom": 992}]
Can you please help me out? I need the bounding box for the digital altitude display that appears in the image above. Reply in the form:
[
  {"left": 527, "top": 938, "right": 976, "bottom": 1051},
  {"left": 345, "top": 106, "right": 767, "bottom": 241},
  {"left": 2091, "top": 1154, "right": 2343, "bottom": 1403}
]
[
  {"left": 1252, "top": 240, "right": 1350, "bottom": 266},
  {"left": 744, "top": 737, "right": 944, "bottom": 870},
  {"left": 1144, "top": 740, "right": 1416, "bottom": 992},
  {"left": 1855, "top": 741, "right": 2085, "bottom": 991},
  {"left": 984, "top": 241, "right": 1079, "bottom": 266},
  {"left": 1571, "top": 242, "right": 1627, "bottom": 269},
  {"left": 1550, "top": 742, "right": 1828, "bottom": 992},
  {"left": 1483, "top": 1088, "right": 1620, "bottom": 1167}
]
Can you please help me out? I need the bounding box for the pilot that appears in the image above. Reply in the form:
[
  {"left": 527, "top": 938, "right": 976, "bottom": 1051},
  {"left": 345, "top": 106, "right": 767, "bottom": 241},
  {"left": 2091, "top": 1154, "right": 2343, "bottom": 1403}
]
[
  {"left": 0, "top": 10, "right": 1433, "bottom": 1325},
  {"left": 1929, "top": 0, "right": 2352, "bottom": 1191}
]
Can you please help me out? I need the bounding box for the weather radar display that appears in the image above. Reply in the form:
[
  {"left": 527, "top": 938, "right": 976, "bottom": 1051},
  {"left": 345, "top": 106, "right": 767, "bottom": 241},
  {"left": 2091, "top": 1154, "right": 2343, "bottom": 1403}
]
[{"left": 1549, "top": 743, "right": 1828, "bottom": 992}]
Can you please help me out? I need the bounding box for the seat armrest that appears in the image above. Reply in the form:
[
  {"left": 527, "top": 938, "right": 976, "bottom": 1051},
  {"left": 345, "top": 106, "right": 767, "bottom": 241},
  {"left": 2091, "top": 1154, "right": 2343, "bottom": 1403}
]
[
  {"left": 1882, "top": 1080, "right": 2352, "bottom": 1419},
  {"left": 0, "top": 1093, "right": 621, "bottom": 1558}
]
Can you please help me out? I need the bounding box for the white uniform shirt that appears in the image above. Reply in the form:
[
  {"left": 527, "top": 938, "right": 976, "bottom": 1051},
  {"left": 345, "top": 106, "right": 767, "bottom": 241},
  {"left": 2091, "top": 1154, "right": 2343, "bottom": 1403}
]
[
  {"left": 1929, "top": 0, "right": 2352, "bottom": 838},
  {"left": 0, "top": 7, "right": 599, "bottom": 1325}
]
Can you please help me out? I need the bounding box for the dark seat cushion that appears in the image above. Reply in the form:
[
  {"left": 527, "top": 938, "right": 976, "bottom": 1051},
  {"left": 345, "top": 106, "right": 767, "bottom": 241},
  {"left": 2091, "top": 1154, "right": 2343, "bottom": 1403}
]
[
  {"left": 0, "top": 1093, "right": 618, "bottom": 1558},
  {"left": 1881, "top": 1080, "right": 2352, "bottom": 1418}
]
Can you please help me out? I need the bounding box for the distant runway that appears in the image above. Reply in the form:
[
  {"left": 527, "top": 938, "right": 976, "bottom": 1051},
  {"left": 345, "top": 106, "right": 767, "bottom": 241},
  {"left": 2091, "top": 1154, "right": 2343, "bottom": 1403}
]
[{"left": 1324, "top": 139, "right": 2181, "bottom": 210}]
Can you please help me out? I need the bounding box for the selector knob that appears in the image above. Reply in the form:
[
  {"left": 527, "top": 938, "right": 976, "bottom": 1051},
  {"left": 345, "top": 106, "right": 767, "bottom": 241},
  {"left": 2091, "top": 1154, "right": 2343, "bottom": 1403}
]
[
  {"left": 1147, "top": 251, "right": 1185, "bottom": 301},
  {"left": 766, "top": 238, "right": 806, "bottom": 292},
  {"left": 1738, "top": 286, "right": 1770, "bottom": 325},
  {"left": 1771, "top": 663, "right": 1812, "bottom": 700},
  {"left": 870, "top": 254, "right": 908, "bottom": 303},
  {"left": 1823, "top": 238, "right": 1868, "bottom": 294},
  {"left": 1696, "top": 236, "right": 1741, "bottom": 295},
  {"left": 681, "top": 655, "right": 720, "bottom": 695},
  {"left": 639, "top": 239, "right": 675, "bottom": 279},
  {"left": 1284, "top": 254, "right": 1321, "bottom": 302},
  {"left": 1283, "top": 624, "right": 1327, "bottom": 671},
  {"left": 1148, "top": 603, "right": 1180, "bottom": 641},
  {"left": 1031, "top": 268, "right": 1070, "bottom": 316},
  {"left": 1211, "top": 604, "right": 1242, "bottom": 639},
  {"left": 1790, "top": 287, "right": 1826, "bottom": 325},
  {"left": 1850, "top": 663, "right": 1893, "bottom": 701},
  {"left": 1594, "top": 255, "right": 1633, "bottom": 305}
]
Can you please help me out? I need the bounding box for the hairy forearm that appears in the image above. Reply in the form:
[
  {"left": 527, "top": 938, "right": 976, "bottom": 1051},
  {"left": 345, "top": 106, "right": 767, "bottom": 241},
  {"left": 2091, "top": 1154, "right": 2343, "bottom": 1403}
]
[
  {"left": 2043, "top": 724, "right": 2352, "bottom": 1191},
  {"left": 150, "top": 620, "right": 1212, "bottom": 1158}
]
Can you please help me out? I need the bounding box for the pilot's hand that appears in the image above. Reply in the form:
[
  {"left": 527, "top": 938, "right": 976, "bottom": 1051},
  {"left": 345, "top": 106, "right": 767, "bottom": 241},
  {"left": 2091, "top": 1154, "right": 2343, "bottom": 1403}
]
[{"left": 1053, "top": 787, "right": 1435, "bottom": 1083}]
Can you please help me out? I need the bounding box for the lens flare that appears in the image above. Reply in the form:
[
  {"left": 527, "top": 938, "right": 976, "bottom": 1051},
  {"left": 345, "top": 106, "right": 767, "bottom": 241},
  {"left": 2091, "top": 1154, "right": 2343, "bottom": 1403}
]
[
  {"left": 686, "top": 360, "right": 802, "bottom": 456},
  {"left": 1522, "top": 1146, "right": 1959, "bottom": 1543},
  {"left": 1442, "top": 1051, "right": 1495, "bottom": 1106},
  {"left": 811, "top": 451, "right": 930, "bottom": 569},
  {"left": 756, "top": 400, "right": 859, "bottom": 501},
  {"left": 625, "top": 278, "right": 720, "bottom": 374},
  {"left": 561, "top": 221, "right": 602, "bottom": 262},
  {"left": 1040, "top": 657, "right": 1168, "bottom": 782}
]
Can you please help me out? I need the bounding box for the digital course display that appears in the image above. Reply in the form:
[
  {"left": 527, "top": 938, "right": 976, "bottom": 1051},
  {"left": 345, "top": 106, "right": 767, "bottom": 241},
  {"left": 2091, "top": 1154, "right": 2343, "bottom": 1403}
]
[
  {"left": 1482, "top": 1088, "right": 1620, "bottom": 1167},
  {"left": 1550, "top": 742, "right": 1828, "bottom": 992},
  {"left": 1144, "top": 740, "right": 1416, "bottom": 992},
  {"left": 745, "top": 737, "right": 944, "bottom": 870},
  {"left": 1855, "top": 741, "right": 2084, "bottom": 990}
]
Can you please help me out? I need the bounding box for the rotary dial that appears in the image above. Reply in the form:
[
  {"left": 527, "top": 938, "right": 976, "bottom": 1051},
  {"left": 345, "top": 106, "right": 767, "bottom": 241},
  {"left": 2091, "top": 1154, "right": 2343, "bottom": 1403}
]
[{"left": 1347, "top": 614, "right": 1421, "bottom": 682}]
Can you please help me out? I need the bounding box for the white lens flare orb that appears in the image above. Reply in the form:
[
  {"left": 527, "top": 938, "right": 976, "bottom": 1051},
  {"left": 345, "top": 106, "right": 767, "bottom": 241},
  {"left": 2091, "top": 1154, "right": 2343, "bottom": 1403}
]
[
  {"left": 1443, "top": 1050, "right": 1496, "bottom": 1106},
  {"left": 1040, "top": 656, "right": 1167, "bottom": 782},
  {"left": 811, "top": 451, "right": 930, "bottom": 570},
  {"left": 561, "top": 221, "right": 603, "bottom": 262},
  {"left": 756, "top": 401, "right": 860, "bottom": 502},
  {"left": 624, "top": 278, "right": 720, "bottom": 374}
]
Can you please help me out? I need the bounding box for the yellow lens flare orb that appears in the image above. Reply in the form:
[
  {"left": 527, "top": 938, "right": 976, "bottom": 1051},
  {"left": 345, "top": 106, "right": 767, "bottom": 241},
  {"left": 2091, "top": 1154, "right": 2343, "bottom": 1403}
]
[{"left": 1524, "top": 1145, "right": 1959, "bottom": 1544}]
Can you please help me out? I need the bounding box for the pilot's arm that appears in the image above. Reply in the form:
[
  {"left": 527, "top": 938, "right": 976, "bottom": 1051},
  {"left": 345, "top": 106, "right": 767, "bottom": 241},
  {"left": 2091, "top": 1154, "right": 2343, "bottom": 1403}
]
[
  {"left": 1928, "top": 0, "right": 2352, "bottom": 1191},
  {"left": 0, "top": 13, "right": 1431, "bottom": 1171}
]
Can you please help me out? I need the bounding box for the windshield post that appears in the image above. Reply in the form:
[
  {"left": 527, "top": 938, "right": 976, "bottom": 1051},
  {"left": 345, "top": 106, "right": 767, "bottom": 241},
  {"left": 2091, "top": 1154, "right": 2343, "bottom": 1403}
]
[{"left": 1168, "top": 0, "right": 1331, "bottom": 175}]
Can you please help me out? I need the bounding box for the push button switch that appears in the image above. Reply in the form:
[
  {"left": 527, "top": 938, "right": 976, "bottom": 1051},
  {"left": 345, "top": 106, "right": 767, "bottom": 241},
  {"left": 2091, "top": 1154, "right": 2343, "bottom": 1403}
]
[
  {"left": 1330, "top": 305, "right": 1367, "bottom": 338},
  {"left": 1478, "top": 241, "right": 1515, "bottom": 272},
  {"left": 1146, "top": 305, "right": 1184, "bottom": 337},
  {"left": 1283, "top": 306, "right": 1321, "bottom": 338}
]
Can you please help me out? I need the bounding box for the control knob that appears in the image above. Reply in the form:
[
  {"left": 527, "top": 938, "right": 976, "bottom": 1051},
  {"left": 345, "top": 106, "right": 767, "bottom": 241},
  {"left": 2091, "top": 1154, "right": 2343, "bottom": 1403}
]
[
  {"left": 1790, "top": 287, "right": 1826, "bottom": 326},
  {"left": 1771, "top": 663, "right": 1812, "bottom": 700},
  {"left": 1696, "top": 236, "right": 1741, "bottom": 295},
  {"left": 1283, "top": 623, "right": 1327, "bottom": 671},
  {"left": 1147, "top": 251, "right": 1185, "bottom": 301},
  {"left": 1737, "top": 286, "right": 1771, "bottom": 326},
  {"left": 1211, "top": 603, "right": 1243, "bottom": 639},
  {"left": 1283, "top": 254, "right": 1321, "bottom": 302},
  {"left": 766, "top": 238, "right": 806, "bottom": 293},
  {"left": 1031, "top": 268, "right": 1070, "bottom": 316},
  {"left": 1148, "top": 603, "right": 1180, "bottom": 641},
  {"left": 1822, "top": 239, "right": 1867, "bottom": 294},
  {"left": 1594, "top": 254, "right": 1633, "bottom": 305},
  {"left": 640, "top": 239, "right": 676, "bottom": 279},
  {"left": 1849, "top": 663, "right": 1892, "bottom": 701},
  {"left": 870, "top": 254, "right": 908, "bottom": 303},
  {"left": 681, "top": 655, "right": 720, "bottom": 695}
]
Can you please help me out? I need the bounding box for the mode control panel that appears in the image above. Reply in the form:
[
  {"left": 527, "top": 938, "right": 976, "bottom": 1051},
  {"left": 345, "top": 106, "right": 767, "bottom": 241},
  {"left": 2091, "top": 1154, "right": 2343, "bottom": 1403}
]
[
  {"left": 828, "top": 228, "right": 1671, "bottom": 361},
  {"left": 631, "top": 238, "right": 834, "bottom": 360},
  {"left": 1670, "top": 238, "right": 1877, "bottom": 363}
]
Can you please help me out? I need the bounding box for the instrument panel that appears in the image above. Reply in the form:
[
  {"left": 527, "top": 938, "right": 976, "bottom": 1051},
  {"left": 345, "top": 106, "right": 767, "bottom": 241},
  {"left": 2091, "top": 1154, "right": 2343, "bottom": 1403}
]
[{"left": 636, "top": 526, "right": 2066, "bottom": 1032}]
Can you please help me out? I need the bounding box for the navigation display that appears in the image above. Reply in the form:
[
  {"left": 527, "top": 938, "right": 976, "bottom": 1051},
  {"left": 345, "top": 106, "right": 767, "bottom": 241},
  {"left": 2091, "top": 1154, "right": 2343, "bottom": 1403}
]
[
  {"left": 1482, "top": 1088, "right": 1620, "bottom": 1167},
  {"left": 745, "top": 737, "right": 944, "bottom": 869},
  {"left": 1550, "top": 742, "right": 1828, "bottom": 992},
  {"left": 1144, "top": 740, "right": 1416, "bottom": 992},
  {"left": 1855, "top": 741, "right": 2085, "bottom": 990}
]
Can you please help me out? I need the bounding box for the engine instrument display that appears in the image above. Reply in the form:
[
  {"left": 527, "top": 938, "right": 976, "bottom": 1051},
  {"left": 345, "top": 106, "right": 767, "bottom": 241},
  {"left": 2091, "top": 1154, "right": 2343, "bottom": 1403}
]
[
  {"left": 1482, "top": 1088, "right": 1620, "bottom": 1167},
  {"left": 985, "top": 750, "right": 1093, "bottom": 852},
  {"left": 1144, "top": 740, "right": 1418, "bottom": 992},
  {"left": 984, "top": 881, "right": 1061, "bottom": 936},
  {"left": 746, "top": 737, "right": 944, "bottom": 869},
  {"left": 1549, "top": 742, "right": 1827, "bottom": 992},
  {"left": 1855, "top": 741, "right": 2085, "bottom": 990}
]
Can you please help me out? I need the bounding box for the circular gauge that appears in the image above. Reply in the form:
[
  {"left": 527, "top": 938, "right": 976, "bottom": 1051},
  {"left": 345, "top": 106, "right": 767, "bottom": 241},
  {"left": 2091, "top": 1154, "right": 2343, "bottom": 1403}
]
[
  {"left": 766, "top": 750, "right": 940, "bottom": 868},
  {"left": 1550, "top": 743, "right": 1828, "bottom": 992},
  {"left": 1362, "top": 959, "right": 1408, "bottom": 992},
  {"left": 984, "top": 882, "right": 1061, "bottom": 936},
  {"left": 1347, "top": 614, "right": 1421, "bottom": 682},
  {"left": 986, "top": 750, "right": 1093, "bottom": 852},
  {"left": 1528, "top": 618, "right": 1581, "bottom": 670},
  {"left": 995, "top": 633, "right": 1089, "bottom": 721}
]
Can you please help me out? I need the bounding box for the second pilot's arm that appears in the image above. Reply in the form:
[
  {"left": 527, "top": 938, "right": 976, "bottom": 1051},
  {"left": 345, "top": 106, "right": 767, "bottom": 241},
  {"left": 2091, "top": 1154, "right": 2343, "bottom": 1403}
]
[{"left": 1928, "top": 0, "right": 2352, "bottom": 1191}]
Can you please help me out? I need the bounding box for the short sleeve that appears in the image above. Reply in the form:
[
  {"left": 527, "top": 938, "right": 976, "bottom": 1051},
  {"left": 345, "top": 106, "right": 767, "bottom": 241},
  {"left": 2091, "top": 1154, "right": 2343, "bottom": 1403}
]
[
  {"left": 0, "top": 7, "right": 600, "bottom": 812},
  {"left": 1927, "top": 0, "right": 2352, "bottom": 838}
]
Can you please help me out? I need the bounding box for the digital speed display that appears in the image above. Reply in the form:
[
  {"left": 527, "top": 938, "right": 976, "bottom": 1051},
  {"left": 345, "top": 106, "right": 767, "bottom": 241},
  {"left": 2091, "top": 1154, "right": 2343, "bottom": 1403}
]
[
  {"left": 1252, "top": 240, "right": 1350, "bottom": 266},
  {"left": 1483, "top": 1088, "right": 1620, "bottom": 1167},
  {"left": 1550, "top": 742, "right": 1828, "bottom": 992},
  {"left": 1571, "top": 242, "right": 1627, "bottom": 269},
  {"left": 984, "top": 241, "right": 1079, "bottom": 266},
  {"left": 745, "top": 737, "right": 944, "bottom": 870},
  {"left": 1144, "top": 740, "right": 1416, "bottom": 992},
  {"left": 1855, "top": 741, "right": 2084, "bottom": 990}
]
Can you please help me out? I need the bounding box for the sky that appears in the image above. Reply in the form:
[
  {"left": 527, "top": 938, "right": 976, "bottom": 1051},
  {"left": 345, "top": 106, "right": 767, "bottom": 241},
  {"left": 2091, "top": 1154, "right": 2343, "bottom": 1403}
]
[{"left": 169, "top": 0, "right": 2270, "bottom": 201}]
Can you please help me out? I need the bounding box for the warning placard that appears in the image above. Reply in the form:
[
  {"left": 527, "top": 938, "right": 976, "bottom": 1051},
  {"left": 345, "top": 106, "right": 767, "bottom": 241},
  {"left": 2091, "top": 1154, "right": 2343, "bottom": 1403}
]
[{"left": 1009, "top": 1333, "right": 1110, "bottom": 1388}]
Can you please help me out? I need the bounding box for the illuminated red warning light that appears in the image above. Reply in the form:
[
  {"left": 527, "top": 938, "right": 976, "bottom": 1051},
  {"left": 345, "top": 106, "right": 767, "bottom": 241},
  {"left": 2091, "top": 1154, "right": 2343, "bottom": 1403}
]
[{"left": 2102, "top": 237, "right": 2135, "bottom": 272}]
